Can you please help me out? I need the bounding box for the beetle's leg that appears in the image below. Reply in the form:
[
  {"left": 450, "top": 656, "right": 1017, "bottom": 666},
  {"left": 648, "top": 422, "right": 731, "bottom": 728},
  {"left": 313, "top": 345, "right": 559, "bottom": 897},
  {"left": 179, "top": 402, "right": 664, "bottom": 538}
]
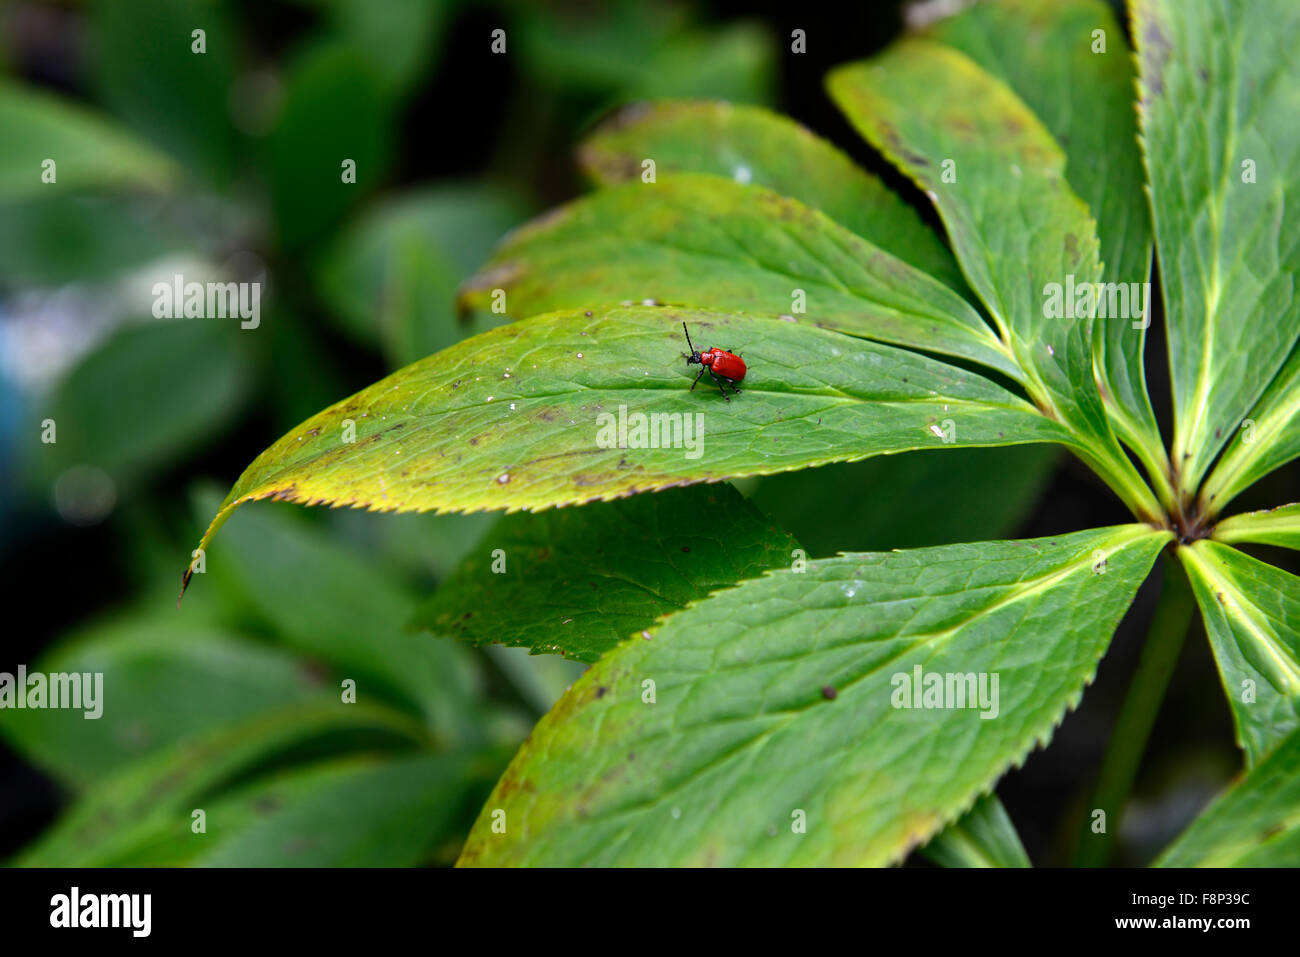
[
  {"left": 690, "top": 366, "right": 707, "bottom": 392},
  {"left": 707, "top": 368, "right": 731, "bottom": 402}
]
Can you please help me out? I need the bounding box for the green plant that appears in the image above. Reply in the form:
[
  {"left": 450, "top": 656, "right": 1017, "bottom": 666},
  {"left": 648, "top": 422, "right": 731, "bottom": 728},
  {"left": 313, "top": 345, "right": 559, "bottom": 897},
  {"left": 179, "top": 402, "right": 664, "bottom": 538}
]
[
  {"left": 178, "top": 0, "right": 1300, "bottom": 867},
  {"left": 6, "top": 0, "right": 1278, "bottom": 868}
]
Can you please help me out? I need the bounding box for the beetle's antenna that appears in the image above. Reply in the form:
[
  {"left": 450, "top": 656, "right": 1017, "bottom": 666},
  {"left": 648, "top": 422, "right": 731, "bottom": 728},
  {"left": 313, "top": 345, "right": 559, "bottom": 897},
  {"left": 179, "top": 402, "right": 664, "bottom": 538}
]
[{"left": 682, "top": 321, "right": 695, "bottom": 355}]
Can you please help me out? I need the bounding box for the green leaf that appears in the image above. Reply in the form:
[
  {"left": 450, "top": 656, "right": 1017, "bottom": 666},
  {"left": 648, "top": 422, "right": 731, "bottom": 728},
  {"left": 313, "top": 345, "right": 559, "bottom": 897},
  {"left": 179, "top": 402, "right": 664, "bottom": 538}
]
[
  {"left": 457, "top": 525, "right": 1169, "bottom": 866},
  {"left": 0, "top": 81, "right": 177, "bottom": 200},
  {"left": 1179, "top": 540, "right": 1300, "bottom": 766},
  {"left": 827, "top": 41, "right": 1157, "bottom": 521},
  {"left": 37, "top": 320, "right": 252, "bottom": 495},
  {"left": 577, "top": 100, "right": 967, "bottom": 294},
  {"left": 1214, "top": 503, "right": 1300, "bottom": 551},
  {"left": 1134, "top": 0, "right": 1300, "bottom": 496},
  {"left": 0, "top": 619, "right": 326, "bottom": 789},
  {"left": 0, "top": 192, "right": 191, "bottom": 287},
  {"left": 926, "top": 0, "right": 1164, "bottom": 484},
  {"left": 316, "top": 0, "right": 451, "bottom": 98},
  {"left": 921, "top": 793, "right": 1031, "bottom": 868},
  {"left": 342, "top": 508, "right": 497, "bottom": 584},
  {"left": 13, "top": 702, "right": 426, "bottom": 866},
  {"left": 89, "top": 0, "right": 237, "bottom": 182},
  {"left": 194, "top": 491, "right": 485, "bottom": 747},
  {"left": 259, "top": 303, "right": 354, "bottom": 435},
  {"left": 269, "top": 44, "right": 394, "bottom": 248},
  {"left": 1202, "top": 344, "right": 1300, "bottom": 513},
  {"left": 634, "top": 22, "right": 774, "bottom": 105},
  {"left": 414, "top": 483, "right": 799, "bottom": 662},
  {"left": 381, "top": 236, "right": 479, "bottom": 369},
  {"left": 188, "top": 307, "right": 1068, "bottom": 580},
  {"left": 516, "top": 5, "right": 774, "bottom": 105},
  {"left": 749, "top": 445, "right": 1060, "bottom": 555},
  {"left": 1157, "top": 727, "right": 1300, "bottom": 866},
  {"left": 460, "top": 175, "right": 1018, "bottom": 378},
  {"left": 105, "top": 751, "right": 504, "bottom": 867},
  {"left": 314, "top": 184, "right": 527, "bottom": 367}
]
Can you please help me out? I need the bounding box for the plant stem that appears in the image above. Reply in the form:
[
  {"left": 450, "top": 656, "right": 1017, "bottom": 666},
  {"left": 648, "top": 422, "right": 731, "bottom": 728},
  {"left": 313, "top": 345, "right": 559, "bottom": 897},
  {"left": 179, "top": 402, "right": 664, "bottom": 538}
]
[
  {"left": 1139, "top": 449, "right": 1181, "bottom": 519},
  {"left": 1074, "top": 551, "right": 1196, "bottom": 867}
]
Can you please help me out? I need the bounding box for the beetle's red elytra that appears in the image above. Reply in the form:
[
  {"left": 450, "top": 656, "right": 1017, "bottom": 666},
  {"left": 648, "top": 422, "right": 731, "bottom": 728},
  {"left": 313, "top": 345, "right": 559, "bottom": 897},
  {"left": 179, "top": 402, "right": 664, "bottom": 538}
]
[{"left": 681, "top": 322, "right": 746, "bottom": 401}]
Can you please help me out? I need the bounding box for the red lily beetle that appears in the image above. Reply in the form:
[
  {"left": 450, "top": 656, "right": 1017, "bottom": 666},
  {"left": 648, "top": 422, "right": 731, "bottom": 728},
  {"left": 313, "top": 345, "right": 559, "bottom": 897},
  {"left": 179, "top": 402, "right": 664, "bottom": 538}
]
[{"left": 681, "top": 322, "right": 746, "bottom": 401}]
